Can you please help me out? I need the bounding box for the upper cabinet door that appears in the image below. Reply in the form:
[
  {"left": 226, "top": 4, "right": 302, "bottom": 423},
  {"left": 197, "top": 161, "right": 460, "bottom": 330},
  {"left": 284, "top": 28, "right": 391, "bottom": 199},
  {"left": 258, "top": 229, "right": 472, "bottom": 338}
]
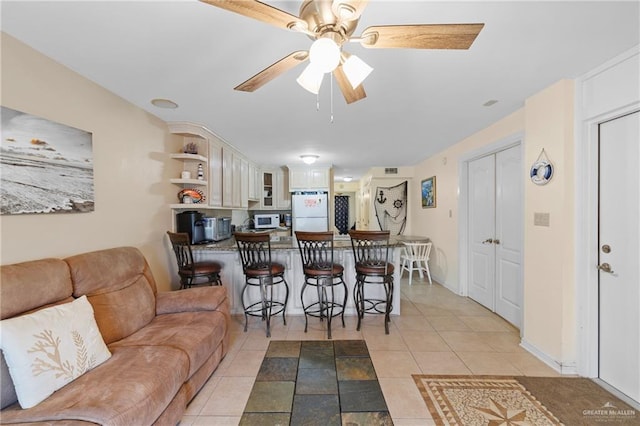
[
  {"left": 288, "top": 166, "right": 331, "bottom": 191},
  {"left": 208, "top": 141, "right": 223, "bottom": 207}
]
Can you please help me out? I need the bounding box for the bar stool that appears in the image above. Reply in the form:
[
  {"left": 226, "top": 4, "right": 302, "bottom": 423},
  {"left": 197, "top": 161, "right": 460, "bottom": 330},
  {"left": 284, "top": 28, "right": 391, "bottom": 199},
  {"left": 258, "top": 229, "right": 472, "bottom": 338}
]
[
  {"left": 235, "top": 232, "right": 289, "bottom": 337},
  {"left": 349, "top": 230, "right": 394, "bottom": 334},
  {"left": 167, "top": 231, "right": 222, "bottom": 289},
  {"left": 295, "top": 231, "right": 347, "bottom": 339}
]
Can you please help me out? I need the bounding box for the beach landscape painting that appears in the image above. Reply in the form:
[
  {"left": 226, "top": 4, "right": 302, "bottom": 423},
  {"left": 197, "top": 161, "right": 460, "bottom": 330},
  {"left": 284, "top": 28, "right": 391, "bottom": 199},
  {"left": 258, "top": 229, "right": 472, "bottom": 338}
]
[{"left": 1, "top": 106, "right": 94, "bottom": 215}]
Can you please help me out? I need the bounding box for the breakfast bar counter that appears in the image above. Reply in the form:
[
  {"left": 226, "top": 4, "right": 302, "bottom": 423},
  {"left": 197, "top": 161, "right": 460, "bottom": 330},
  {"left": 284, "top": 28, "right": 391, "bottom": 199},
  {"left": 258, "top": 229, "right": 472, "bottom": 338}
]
[{"left": 191, "top": 235, "right": 403, "bottom": 317}]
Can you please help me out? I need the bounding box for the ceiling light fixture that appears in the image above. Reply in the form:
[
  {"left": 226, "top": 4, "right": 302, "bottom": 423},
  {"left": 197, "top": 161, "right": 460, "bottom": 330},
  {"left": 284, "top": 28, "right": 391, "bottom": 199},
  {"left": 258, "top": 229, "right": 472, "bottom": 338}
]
[
  {"left": 342, "top": 54, "right": 373, "bottom": 89},
  {"left": 300, "top": 155, "right": 319, "bottom": 165},
  {"left": 309, "top": 38, "right": 341, "bottom": 73},
  {"left": 150, "top": 98, "right": 178, "bottom": 109},
  {"left": 298, "top": 37, "right": 373, "bottom": 96},
  {"left": 343, "top": 176, "right": 353, "bottom": 182},
  {"left": 296, "top": 64, "right": 325, "bottom": 94},
  {"left": 297, "top": 38, "right": 340, "bottom": 94}
]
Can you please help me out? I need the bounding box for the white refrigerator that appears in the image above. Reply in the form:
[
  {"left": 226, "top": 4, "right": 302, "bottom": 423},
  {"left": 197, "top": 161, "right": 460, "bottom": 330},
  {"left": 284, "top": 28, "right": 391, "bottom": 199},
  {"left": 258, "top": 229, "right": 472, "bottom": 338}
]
[{"left": 292, "top": 192, "right": 329, "bottom": 233}]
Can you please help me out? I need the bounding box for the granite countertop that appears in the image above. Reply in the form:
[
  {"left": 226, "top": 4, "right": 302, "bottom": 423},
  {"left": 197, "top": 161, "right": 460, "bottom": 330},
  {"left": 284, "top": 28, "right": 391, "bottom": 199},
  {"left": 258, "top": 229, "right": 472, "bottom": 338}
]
[{"left": 195, "top": 233, "right": 414, "bottom": 251}]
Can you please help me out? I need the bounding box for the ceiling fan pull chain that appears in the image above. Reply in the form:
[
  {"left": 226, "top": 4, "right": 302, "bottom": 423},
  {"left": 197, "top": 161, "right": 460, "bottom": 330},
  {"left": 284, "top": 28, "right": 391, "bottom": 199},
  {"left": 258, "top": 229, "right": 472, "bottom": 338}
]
[
  {"left": 316, "top": 92, "right": 320, "bottom": 112},
  {"left": 330, "top": 74, "right": 334, "bottom": 123}
]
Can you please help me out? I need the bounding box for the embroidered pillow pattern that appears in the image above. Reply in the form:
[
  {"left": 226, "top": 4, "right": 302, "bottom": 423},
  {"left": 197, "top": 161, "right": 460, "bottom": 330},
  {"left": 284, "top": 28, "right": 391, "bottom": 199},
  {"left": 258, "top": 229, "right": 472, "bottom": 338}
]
[{"left": 0, "top": 296, "right": 111, "bottom": 408}]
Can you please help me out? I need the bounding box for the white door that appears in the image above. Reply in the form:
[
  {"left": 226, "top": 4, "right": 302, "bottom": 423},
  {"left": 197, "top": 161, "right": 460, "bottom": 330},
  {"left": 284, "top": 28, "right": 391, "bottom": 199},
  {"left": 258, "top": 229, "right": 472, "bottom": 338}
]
[
  {"left": 598, "top": 111, "right": 640, "bottom": 403},
  {"left": 468, "top": 154, "right": 496, "bottom": 309},
  {"left": 468, "top": 145, "right": 522, "bottom": 328},
  {"left": 494, "top": 146, "right": 523, "bottom": 328}
]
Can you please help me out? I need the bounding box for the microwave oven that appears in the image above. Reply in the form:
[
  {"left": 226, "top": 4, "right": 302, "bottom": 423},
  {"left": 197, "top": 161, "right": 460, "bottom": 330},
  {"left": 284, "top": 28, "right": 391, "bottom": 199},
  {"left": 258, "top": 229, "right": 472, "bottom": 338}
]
[
  {"left": 254, "top": 214, "right": 280, "bottom": 229},
  {"left": 202, "top": 217, "right": 232, "bottom": 242}
]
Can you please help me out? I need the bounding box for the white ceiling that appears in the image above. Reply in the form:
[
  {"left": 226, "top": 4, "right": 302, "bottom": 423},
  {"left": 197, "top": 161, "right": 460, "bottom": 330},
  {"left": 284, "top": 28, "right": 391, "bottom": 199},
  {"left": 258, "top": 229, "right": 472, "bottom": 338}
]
[{"left": 2, "top": 1, "right": 639, "bottom": 181}]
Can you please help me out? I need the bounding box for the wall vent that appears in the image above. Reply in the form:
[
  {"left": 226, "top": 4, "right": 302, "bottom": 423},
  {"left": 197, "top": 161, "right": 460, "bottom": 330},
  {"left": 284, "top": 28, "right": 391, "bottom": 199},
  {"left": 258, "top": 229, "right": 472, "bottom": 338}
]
[{"left": 384, "top": 167, "right": 398, "bottom": 174}]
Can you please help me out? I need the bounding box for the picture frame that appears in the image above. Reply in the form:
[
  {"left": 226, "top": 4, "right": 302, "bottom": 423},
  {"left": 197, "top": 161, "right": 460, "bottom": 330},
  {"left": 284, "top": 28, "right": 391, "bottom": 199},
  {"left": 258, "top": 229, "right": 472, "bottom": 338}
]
[{"left": 421, "top": 176, "right": 436, "bottom": 208}]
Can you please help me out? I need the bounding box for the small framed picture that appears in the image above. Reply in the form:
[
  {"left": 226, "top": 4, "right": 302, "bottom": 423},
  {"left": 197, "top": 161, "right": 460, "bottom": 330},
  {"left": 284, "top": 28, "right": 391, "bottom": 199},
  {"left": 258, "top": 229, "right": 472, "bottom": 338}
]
[{"left": 421, "top": 176, "right": 436, "bottom": 208}]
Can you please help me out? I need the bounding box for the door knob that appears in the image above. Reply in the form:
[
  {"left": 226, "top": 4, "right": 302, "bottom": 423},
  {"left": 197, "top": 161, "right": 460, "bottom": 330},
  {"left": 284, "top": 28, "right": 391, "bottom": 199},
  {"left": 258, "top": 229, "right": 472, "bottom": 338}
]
[
  {"left": 482, "top": 238, "right": 494, "bottom": 244},
  {"left": 597, "top": 263, "right": 614, "bottom": 274},
  {"left": 493, "top": 239, "right": 500, "bottom": 245}
]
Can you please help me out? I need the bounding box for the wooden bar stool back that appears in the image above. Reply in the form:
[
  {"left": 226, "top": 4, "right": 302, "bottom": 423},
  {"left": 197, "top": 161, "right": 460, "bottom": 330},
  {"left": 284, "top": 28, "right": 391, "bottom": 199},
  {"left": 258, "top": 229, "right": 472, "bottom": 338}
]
[
  {"left": 295, "top": 231, "right": 347, "bottom": 339},
  {"left": 167, "top": 231, "right": 222, "bottom": 289},
  {"left": 234, "top": 232, "right": 289, "bottom": 337},
  {"left": 348, "top": 230, "right": 394, "bottom": 334}
]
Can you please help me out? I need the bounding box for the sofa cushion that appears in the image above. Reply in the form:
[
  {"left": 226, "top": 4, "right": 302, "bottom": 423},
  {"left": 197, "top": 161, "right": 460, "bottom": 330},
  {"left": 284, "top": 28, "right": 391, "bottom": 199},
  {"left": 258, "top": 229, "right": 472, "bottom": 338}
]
[
  {"left": 1, "top": 258, "right": 75, "bottom": 410},
  {"left": 110, "top": 311, "right": 227, "bottom": 377},
  {"left": 0, "top": 258, "right": 73, "bottom": 320},
  {"left": 65, "top": 247, "right": 157, "bottom": 344},
  {"left": 0, "top": 345, "right": 189, "bottom": 426},
  {"left": 155, "top": 286, "right": 228, "bottom": 315},
  {"left": 0, "top": 296, "right": 112, "bottom": 409}
]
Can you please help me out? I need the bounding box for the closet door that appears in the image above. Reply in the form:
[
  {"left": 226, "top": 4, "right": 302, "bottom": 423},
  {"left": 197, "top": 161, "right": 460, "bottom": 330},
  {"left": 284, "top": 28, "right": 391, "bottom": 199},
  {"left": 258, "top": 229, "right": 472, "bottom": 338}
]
[
  {"left": 468, "top": 145, "right": 522, "bottom": 328},
  {"left": 468, "top": 154, "right": 496, "bottom": 310},
  {"left": 494, "top": 146, "right": 523, "bottom": 328}
]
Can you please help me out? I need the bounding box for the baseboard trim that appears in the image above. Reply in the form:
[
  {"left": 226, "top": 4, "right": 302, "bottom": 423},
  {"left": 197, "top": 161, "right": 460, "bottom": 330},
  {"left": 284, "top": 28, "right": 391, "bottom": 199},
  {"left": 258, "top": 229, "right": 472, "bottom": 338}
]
[{"left": 520, "top": 338, "right": 578, "bottom": 375}]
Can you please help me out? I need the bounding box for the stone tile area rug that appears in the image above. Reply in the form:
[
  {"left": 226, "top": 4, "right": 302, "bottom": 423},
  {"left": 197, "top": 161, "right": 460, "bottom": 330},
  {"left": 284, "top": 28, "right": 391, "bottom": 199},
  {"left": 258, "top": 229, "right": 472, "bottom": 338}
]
[
  {"left": 413, "top": 375, "right": 638, "bottom": 425},
  {"left": 240, "top": 340, "right": 393, "bottom": 426}
]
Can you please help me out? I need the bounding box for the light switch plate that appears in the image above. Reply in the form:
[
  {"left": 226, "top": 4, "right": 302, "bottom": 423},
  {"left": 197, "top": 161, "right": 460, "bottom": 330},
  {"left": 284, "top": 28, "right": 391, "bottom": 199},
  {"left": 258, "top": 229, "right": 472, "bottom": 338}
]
[{"left": 534, "top": 212, "right": 550, "bottom": 227}]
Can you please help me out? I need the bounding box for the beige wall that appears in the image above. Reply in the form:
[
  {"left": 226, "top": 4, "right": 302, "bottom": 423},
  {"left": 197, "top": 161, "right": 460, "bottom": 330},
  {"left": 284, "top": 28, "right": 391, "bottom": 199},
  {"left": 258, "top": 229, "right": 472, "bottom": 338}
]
[
  {"left": 523, "top": 79, "right": 575, "bottom": 365},
  {"left": 1, "top": 33, "right": 181, "bottom": 291},
  {"left": 410, "top": 110, "right": 524, "bottom": 287},
  {"left": 410, "top": 80, "right": 576, "bottom": 368}
]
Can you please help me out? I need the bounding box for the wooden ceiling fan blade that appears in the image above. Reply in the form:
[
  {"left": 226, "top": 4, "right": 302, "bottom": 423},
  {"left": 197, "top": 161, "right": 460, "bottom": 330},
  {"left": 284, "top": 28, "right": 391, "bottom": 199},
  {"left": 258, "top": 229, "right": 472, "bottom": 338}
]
[
  {"left": 333, "top": 65, "right": 366, "bottom": 104},
  {"left": 332, "top": 0, "right": 369, "bottom": 21},
  {"left": 360, "top": 23, "right": 484, "bottom": 49},
  {"left": 235, "top": 51, "right": 308, "bottom": 92},
  {"left": 199, "top": 0, "right": 307, "bottom": 32}
]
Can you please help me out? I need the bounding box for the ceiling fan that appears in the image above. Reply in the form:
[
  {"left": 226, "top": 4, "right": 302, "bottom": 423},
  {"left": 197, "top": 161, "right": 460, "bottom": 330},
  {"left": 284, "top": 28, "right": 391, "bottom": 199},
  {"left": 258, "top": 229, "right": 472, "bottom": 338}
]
[{"left": 200, "top": 0, "right": 484, "bottom": 104}]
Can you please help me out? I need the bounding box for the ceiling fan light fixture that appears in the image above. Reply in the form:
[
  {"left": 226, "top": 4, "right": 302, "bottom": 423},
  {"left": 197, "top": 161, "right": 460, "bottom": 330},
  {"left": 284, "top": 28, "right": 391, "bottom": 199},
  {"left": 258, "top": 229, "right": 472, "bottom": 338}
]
[
  {"left": 297, "top": 63, "right": 324, "bottom": 94},
  {"left": 342, "top": 54, "right": 373, "bottom": 89},
  {"left": 309, "top": 38, "right": 341, "bottom": 73},
  {"left": 300, "top": 154, "right": 319, "bottom": 165}
]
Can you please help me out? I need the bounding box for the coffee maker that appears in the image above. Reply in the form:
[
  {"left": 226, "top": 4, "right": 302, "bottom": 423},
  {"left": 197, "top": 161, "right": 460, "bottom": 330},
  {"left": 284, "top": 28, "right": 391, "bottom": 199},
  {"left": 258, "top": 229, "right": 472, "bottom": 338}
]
[{"left": 176, "top": 211, "right": 205, "bottom": 244}]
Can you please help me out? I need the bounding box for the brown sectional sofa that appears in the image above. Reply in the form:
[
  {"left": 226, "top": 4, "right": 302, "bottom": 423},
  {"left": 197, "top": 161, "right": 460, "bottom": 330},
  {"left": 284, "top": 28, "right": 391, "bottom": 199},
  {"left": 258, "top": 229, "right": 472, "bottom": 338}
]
[{"left": 0, "top": 246, "right": 230, "bottom": 425}]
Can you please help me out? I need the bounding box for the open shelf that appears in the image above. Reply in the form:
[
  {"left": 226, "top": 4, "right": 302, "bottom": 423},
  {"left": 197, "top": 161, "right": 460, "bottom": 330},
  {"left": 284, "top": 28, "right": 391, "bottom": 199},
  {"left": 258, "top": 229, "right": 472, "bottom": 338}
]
[
  {"left": 170, "top": 153, "right": 208, "bottom": 163},
  {"left": 170, "top": 178, "right": 208, "bottom": 186}
]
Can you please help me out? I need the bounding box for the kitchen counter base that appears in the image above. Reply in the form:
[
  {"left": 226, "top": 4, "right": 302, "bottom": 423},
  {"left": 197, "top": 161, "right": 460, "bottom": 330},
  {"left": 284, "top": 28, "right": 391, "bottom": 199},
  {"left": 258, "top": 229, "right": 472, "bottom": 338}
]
[{"left": 193, "top": 241, "right": 401, "bottom": 317}]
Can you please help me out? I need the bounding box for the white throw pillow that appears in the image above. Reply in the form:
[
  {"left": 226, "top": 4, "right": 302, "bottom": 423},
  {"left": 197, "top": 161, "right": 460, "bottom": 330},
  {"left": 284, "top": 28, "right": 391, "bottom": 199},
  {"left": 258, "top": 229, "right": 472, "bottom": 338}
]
[{"left": 0, "top": 295, "right": 111, "bottom": 408}]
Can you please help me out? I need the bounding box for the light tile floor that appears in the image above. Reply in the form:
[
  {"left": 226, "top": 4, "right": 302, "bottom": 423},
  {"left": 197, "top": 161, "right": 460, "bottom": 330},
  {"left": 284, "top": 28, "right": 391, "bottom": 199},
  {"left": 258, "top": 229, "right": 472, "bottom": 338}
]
[{"left": 180, "top": 276, "right": 559, "bottom": 425}]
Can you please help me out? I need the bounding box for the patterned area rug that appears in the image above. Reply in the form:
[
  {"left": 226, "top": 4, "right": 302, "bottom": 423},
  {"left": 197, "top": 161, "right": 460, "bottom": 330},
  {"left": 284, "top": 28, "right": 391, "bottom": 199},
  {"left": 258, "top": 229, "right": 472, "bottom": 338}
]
[
  {"left": 413, "top": 375, "right": 638, "bottom": 425},
  {"left": 241, "top": 340, "right": 392, "bottom": 426}
]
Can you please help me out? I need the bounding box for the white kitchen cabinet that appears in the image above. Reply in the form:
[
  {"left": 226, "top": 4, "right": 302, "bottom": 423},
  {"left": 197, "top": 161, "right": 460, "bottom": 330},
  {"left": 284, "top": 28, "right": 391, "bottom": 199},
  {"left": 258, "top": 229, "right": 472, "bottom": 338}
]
[
  {"left": 222, "top": 147, "right": 233, "bottom": 208},
  {"left": 168, "top": 122, "right": 284, "bottom": 211},
  {"left": 276, "top": 168, "right": 291, "bottom": 209},
  {"left": 248, "top": 162, "right": 259, "bottom": 201},
  {"left": 261, "top": 167, "right": 290, "bottom": 210},
  {"left": 261, "top": 170, "right": 274, "bottom": 209},
  {"left": 222, "top": 147, "right": 246, "bottom": 208},
  {"left": 240, "top": 157, "right": 248, "bottom": 209},
  {"left": 288, "top": 165, "right": 331, "bottom": 191},
  {"left": 208, "top": 140, "right": 223, "bottom": 207}
]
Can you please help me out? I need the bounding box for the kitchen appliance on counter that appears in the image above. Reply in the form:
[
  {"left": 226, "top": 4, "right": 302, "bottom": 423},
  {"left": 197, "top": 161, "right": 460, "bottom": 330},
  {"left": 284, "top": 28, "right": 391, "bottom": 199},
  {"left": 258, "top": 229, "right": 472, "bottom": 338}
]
[
  {"left": 176, "top": 211, "right": 232, "bottom": 244},
  {"left": 254, "top": 213, "right": 280, "bottom": 229},
  {"left": 176, "top": 210, "right": 205, "bottom": 244},
  {"left": 292, "top": 191, "right": 328, "bottom": 233},
  {"left": 202, "top": 217, "right": 232, "bottom": 242}
]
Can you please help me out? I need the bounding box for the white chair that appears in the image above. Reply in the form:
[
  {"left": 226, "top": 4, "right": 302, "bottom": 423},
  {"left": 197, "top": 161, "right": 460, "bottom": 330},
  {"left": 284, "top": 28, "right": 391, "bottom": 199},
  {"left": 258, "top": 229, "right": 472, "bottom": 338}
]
[{"left": 400, "top": 241, "right": 433, "bottom": 285}]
